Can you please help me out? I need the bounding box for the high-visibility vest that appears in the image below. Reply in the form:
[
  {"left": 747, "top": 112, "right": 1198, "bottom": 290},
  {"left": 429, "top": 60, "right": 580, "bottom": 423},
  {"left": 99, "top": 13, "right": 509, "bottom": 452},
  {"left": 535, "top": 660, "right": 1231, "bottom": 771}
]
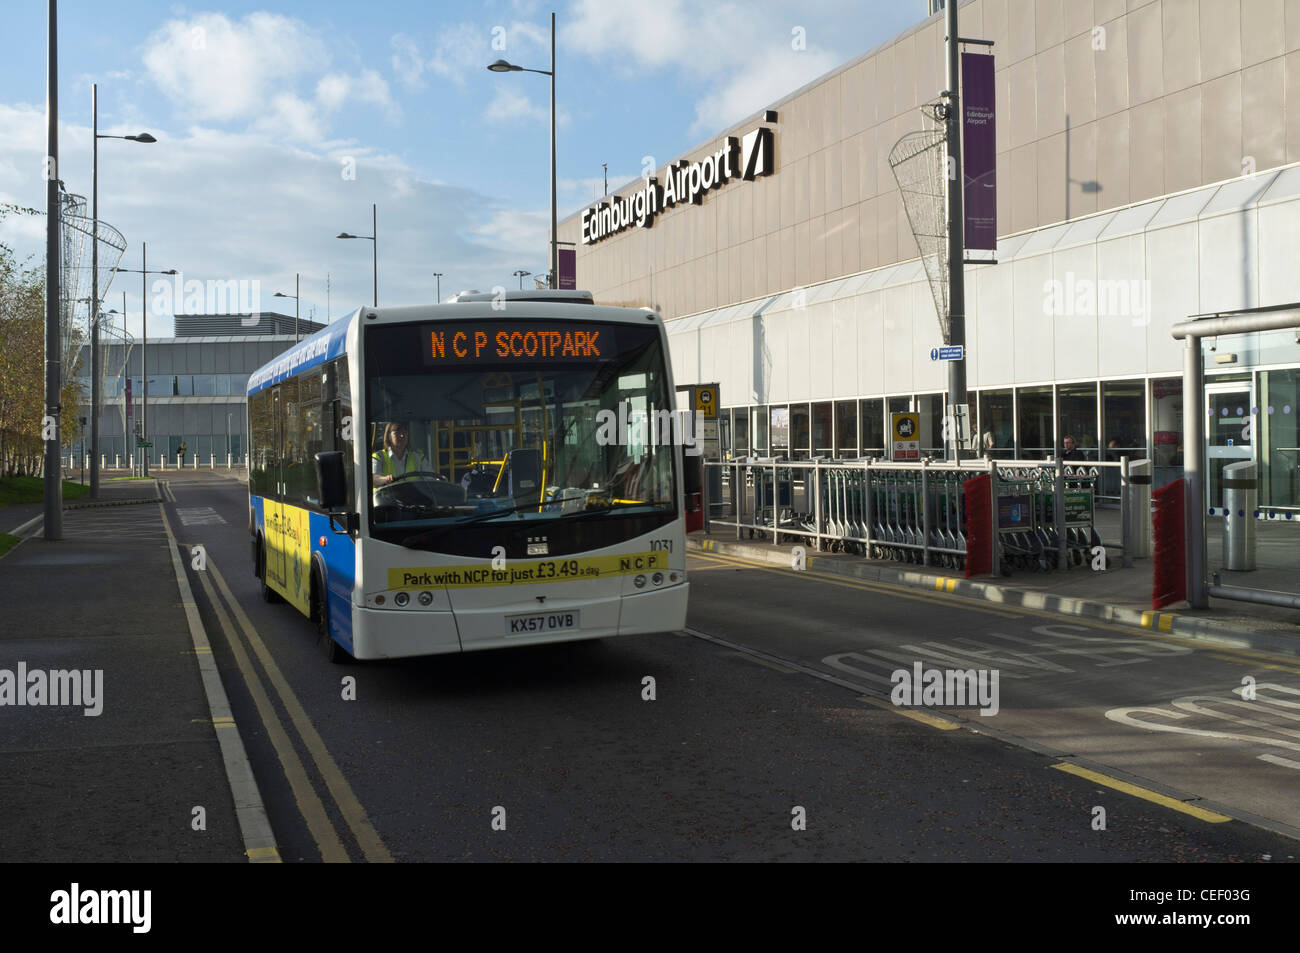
[{"left": 372, "top": 449, "right": 426, "bottom": 477}]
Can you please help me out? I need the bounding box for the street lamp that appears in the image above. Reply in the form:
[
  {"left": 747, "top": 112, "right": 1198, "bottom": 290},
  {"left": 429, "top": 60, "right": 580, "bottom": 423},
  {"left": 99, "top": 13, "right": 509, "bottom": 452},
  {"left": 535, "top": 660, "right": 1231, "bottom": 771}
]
[
  {"left": 91, "top": 81, "right": 155, "bottom": 497},
  {"left": 337, "top": 203, "right": 377, "bottom": 306},
  {"left": 432, "top": 272, "right": 443, "bottom": 302},
  {"left": 273, "top": 272, "right": 300, "bottom": 341},
  {"left": 114, "top": 246, "right": 178, "bottom": 477},
  {"left": 513, "top": 269, "right": 531, "bottom": 290},
  {"left": 488, "top": 10, "right": 558, "bottom": 290}
]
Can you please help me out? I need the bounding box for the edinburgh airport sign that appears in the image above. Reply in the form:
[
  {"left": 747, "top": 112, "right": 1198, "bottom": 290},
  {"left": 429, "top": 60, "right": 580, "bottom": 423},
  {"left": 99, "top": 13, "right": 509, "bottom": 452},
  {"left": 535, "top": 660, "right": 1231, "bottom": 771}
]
[{"left": 581, "top": 125, "right": 775, "bottom": 245}]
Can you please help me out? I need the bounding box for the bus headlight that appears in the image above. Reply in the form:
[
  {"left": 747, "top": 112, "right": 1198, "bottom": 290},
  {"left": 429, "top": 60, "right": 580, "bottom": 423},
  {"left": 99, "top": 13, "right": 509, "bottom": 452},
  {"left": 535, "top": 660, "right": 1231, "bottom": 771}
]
[
  {"left": 418, "top": 591, "right": 434, "bottom": 606},
  {"left": 634, "top": 574, "right": 647, "bottom": 588},
  {"left": 394, "top": 592, "right": 410, "bottom": 607}
]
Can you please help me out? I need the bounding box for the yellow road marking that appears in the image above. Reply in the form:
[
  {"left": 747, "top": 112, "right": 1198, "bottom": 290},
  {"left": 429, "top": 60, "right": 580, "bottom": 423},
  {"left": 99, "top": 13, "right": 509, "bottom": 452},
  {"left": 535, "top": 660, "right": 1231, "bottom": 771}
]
[
  {"left": 858, "top": 695, "right": 959, "bottom": 730},
  {"left": 688, "top": 550, "right": 1025, "bottom": 619},
  {"left": 194, "top": 568, "right": 351, "bottom": 862},
  {"left": 1051, "top": 763, "right": 1232, "bottom": 822},
  {"left": 245, "top": 845, "right": 281, "bottom": 863},
  {"left": 208, "top": 559, "right": 394, "bottom": 863}
]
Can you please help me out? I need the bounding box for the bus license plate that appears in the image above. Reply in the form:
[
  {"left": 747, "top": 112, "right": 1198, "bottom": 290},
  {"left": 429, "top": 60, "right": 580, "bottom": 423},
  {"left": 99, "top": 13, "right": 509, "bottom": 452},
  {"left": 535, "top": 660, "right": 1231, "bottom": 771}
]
[{"left": 506, "top": 611, "right": 580, "bottom": 636}]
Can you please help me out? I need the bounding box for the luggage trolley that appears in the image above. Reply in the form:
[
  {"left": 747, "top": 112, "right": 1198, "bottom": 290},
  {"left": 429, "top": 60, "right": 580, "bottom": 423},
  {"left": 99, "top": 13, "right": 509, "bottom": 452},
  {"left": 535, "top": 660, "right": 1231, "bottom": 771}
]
[{"left": 996, "top": 479, "right": 1045, "bottom": 573}]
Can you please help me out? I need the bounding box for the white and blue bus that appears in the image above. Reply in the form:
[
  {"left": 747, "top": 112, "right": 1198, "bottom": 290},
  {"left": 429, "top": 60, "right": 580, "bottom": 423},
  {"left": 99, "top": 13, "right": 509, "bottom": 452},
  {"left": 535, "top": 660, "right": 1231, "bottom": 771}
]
[{"left": 247, "top": 291, "right": 688, "bottom": 662}]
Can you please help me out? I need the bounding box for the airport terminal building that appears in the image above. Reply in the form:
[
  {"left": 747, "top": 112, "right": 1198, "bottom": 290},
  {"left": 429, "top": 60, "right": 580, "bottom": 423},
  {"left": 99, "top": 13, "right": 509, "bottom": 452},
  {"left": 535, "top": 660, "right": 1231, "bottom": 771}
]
[{"left": 558, "top": 0, "right": 1300, "bottom": 511}]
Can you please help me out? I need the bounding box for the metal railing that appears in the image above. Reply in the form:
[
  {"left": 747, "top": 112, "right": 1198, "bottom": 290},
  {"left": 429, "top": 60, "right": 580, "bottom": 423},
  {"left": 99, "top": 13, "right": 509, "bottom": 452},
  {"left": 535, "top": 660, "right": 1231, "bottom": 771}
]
[{"left": 704, "top": 456, "right": 1141, "bottom": 575}]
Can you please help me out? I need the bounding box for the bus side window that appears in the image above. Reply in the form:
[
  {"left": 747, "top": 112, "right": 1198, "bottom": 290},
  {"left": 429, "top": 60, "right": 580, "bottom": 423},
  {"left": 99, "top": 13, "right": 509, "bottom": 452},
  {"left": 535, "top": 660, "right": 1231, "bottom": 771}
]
[{"left": 328, "top": 357, "right": 355, "bottom": 507}]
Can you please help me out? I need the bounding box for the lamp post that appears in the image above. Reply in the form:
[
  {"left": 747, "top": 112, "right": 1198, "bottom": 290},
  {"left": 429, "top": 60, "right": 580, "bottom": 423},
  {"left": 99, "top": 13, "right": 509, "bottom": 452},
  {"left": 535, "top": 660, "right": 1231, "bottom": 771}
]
[
  {"left": 513, "top": 269, "right": 531, "bottom": 290},
  {"left": 488, "top": 10, "right": 557, "bottom": 289},
  {"left": 114, "top": 247, "right": 178, "bottom": 477},
  {"left": 337, "top": 204, "right": 377, "bottom": 306},
  {"left": 273, "top": 273, "right": 300, "bottom": 341},
  {"left": 432, "top": 272, "right": 443, "bottom": 302},
  {"left": 91, "top": 82, "right": 155, "bottom": 498}
]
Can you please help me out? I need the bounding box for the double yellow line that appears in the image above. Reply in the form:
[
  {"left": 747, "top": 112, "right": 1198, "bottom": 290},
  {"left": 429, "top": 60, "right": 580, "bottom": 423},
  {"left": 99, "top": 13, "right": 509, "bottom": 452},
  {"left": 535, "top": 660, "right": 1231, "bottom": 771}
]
[{"left": 189, "top": 550, "right": 393, "bottom": 863}]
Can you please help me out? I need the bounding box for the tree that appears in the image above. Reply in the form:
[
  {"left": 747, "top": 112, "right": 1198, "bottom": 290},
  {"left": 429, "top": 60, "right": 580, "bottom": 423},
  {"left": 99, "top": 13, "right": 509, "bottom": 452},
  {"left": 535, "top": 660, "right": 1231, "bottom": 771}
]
[{"left": 0, "top": 203, "right": 84, "bottom": 476}]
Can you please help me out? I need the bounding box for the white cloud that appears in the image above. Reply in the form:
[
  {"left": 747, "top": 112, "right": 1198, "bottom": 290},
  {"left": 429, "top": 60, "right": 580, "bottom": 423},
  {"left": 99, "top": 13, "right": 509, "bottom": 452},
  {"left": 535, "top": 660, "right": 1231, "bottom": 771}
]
[
  {"left": 316, "top": 74, "right": 352, "bottom": 111},
  {"left": 471, "top": 208, "right": 549, "bottom": 258},
  {"left": 255, "top": 93, "right": 323, "bottom": 143},
  {"left": 428, "top": 22, "right": 491, "bottom": 87},
  {"left": 391, "top": 33, "right": 425, "bottom": 87},
  {"left": 315, "top": 70, "right": 398, "bottom": 119},
  {"left": 143, "top": 13, "right": 327, "bottom": 122},
  {"left": 484, "top": 88, "right": 548, "bottom": 124},
  {"left": 565, "top": 0, "right": 849, "bottom": 135}
]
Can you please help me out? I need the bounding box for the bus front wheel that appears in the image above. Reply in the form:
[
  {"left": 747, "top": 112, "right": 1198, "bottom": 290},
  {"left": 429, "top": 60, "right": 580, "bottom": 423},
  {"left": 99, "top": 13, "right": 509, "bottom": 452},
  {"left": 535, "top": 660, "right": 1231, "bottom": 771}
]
[{"left": 311, "top": 566, "right": 351, "bottom": 664}]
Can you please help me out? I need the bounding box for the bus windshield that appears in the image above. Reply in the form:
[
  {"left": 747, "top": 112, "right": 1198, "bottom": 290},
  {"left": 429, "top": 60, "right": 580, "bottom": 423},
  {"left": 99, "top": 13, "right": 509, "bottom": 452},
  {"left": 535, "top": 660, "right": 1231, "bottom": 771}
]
[{"left": 364, "top": 318, "right": 678, "bottom": 542}]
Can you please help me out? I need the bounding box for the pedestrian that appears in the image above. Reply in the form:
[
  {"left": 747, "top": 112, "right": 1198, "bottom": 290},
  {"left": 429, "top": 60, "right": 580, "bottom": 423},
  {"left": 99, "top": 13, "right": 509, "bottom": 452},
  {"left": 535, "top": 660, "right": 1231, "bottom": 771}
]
[
  {"left": 1061, "top": 435, "right": 1083, "bottom": 461},
  {"left": 178, "top": 441, "right": 187, "bottom": 465}
]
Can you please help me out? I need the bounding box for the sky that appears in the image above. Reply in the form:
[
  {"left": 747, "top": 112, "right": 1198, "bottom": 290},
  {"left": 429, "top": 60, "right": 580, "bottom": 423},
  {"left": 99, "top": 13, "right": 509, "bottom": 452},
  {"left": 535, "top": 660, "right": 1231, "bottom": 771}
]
[{"left": 0, "top": 0, "right": 922, "bottom": 338}]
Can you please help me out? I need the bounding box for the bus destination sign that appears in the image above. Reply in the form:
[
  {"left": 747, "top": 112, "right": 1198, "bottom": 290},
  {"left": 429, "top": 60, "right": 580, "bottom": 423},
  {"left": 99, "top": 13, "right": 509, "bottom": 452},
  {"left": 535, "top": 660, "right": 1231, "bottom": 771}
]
[{"left": 425, "top": 325, "right": 611, "bottom": 364}]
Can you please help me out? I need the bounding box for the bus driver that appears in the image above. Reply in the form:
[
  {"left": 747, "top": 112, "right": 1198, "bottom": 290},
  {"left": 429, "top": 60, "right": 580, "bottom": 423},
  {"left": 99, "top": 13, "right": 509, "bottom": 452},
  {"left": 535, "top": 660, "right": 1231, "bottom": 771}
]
[{"left": 371, "top": 422, "right": 429, "bottom": 497}]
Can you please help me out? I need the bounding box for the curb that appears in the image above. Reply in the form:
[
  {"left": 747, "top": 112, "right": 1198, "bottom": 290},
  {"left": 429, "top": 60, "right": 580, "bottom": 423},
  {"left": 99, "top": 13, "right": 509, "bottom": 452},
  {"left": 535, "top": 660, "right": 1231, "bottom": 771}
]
[
  {"left": 64, "top": 497, "right": 159, "bottom": 509},
  {"left": 688, "top": 536, "right": 1300, "bottom": 658}
]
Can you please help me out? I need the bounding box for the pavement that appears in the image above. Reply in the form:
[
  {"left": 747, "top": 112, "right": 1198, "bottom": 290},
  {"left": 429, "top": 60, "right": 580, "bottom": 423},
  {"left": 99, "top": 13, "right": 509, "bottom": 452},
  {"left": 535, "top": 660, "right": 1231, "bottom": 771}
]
[
  {"left": 0, "top": 474, "right": 266, "bottom": 862},
  {"left": 690, "top": 503, "right": 1300, "bottom": 657}
]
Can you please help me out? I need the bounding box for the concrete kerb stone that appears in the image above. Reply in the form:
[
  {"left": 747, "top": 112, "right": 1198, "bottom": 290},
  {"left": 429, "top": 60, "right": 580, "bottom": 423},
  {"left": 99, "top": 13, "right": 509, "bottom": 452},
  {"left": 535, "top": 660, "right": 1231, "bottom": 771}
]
[{"left": 687, "top": 536, "right": 1300, "bottom": 659}]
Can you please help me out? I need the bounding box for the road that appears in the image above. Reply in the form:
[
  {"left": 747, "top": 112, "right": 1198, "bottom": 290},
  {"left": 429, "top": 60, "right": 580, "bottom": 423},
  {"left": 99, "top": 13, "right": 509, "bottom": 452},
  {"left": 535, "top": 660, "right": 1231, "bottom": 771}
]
[{"left": 162, "top": 469, "right": 1299, "bottom": 861}]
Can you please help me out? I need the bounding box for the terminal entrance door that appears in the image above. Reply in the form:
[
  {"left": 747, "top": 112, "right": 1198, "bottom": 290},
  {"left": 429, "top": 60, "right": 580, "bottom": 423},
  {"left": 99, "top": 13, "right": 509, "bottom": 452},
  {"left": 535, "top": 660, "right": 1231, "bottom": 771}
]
[{"left": 1206, "top": 382, "right": 1255, "bottom": 511}]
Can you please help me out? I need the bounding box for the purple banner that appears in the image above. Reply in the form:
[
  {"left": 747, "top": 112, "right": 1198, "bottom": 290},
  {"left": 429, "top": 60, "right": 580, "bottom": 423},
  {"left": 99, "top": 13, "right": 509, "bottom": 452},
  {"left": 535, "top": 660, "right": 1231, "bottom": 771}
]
[
  {"left": 125, "top": 377, "right": 132, "bottom": 418},
  {"left": 962, "top": 52, "right": 996, "bottom": 250},
  {"left": 558, "top": 248, "right": 576, "bottom": 290}
]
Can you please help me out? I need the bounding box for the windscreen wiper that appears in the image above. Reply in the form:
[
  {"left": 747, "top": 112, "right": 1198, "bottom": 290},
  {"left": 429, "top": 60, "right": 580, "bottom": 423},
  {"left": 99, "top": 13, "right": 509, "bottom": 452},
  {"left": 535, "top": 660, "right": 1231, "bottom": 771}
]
[
  {"left": 558, "top": 500, "right": 673, "bottom": 520},
  {"left": 398, "top": 493, "right": 592, "bottom": 546}
]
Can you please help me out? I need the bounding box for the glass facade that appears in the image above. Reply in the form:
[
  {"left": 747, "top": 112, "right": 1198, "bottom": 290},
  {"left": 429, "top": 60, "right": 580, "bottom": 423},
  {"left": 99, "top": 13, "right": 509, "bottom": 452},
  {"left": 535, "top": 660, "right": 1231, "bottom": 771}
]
[
  {"left": 1057, "top": 382, "right": 1098, "bottom": 460},
  {"left": 654, "top": 363, "right": 1300, "bottom": 512}
]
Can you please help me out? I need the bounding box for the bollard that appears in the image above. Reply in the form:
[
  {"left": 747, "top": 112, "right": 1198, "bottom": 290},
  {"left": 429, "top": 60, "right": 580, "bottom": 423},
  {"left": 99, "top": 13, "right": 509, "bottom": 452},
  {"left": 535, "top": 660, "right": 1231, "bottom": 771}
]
[
  {"left": 192, "top": 454, "right": 198, "bottom": 470},
  {"left": 1222, "top": 460, "right": 1257, "bottom": 571},
  {"left": 209, "top": 453, "right": 214, "bottom": 469},
  {"left": 1126, "top": 458, "right": 1153, "bottom": 558},
  {"left": 227, "top": 452, "right": 232, "bottom": 470}
]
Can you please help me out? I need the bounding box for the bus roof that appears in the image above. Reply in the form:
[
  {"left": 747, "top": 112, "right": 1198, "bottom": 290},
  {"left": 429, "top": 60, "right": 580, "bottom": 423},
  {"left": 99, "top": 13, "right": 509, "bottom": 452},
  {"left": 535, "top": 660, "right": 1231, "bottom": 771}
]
[{"left": 447, "top": 289, "right": 594, "bottom": 305}]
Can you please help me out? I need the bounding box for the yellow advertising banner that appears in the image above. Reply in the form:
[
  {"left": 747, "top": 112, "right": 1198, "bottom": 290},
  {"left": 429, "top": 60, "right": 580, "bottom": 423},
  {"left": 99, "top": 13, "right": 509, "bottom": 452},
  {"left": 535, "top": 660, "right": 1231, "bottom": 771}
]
[
  {"left": 388, "top": 551, "right": 668, "bottom": 590},
  {"left": 266, "top": 501, "right": 311, "bottom": 613}
]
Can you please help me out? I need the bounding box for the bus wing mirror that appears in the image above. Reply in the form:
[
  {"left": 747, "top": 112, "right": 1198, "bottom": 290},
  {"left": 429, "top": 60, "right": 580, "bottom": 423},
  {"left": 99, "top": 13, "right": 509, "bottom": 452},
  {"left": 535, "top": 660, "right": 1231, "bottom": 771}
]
[{"left": 315, "top": 451, "right": 349, "bottom": 511}]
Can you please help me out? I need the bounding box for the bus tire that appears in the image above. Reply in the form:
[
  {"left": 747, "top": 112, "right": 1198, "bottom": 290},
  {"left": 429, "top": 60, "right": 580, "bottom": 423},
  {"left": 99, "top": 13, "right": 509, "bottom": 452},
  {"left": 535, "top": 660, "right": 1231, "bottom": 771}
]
[
  {"left": 258, "top": 537, "right": 283, "bottom": 604},
  {"left": 312, "top": 564, "right": 350, "bottom": 664}
]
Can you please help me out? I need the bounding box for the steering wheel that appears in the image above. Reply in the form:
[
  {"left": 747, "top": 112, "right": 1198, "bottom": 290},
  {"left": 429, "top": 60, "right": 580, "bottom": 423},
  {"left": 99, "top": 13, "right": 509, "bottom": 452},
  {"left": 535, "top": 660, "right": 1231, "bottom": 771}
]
[{"left": 389, "top": 470, "right": 447, "bottom": 484}]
